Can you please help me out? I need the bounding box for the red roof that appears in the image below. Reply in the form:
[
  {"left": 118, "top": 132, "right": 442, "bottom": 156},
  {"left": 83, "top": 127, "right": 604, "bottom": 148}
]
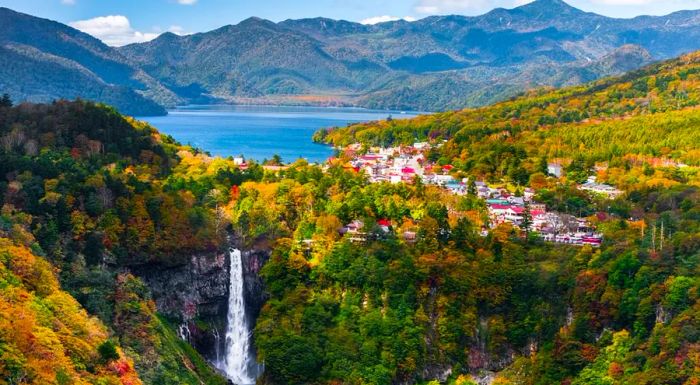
[
  {"left": 401, "top": 167, "right": 416, "bottom": 174},
  {"left": 377, "top": 219, "right": 391, "bottom": 227},
  {"left": 489, "top": 204, "right": 512, "bottom": 210},
  {"left": 442, "top": 164, "right": 454, "bottom": 170}
]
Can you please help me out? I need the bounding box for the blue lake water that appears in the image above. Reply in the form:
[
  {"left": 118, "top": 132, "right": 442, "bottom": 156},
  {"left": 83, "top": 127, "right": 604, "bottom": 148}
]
[{"left": 140, "top": 105, "right": 419, "bottom": 163}]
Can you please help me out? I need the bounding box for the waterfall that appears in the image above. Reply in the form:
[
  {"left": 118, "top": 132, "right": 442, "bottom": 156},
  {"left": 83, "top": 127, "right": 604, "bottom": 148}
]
[
  {"left": 177, "top": 323, "right": 191, "bottom": 343},
  {"left": 213, "top": 326, "right": 222, "bottom": 365},
  {"left": 218, "top": 248, "right": 261, "bottom": 384}
]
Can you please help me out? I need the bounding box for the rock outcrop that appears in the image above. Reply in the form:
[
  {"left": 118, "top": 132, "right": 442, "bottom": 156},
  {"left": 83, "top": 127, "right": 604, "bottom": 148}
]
[{"left": 132, "top": 236, "right": 270, "bottom": 364}]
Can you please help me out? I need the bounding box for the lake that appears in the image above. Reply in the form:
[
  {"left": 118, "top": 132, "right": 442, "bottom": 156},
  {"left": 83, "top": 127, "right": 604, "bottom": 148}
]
[{"left": 140, "top": 105, "right": 419, "bottom": 163}]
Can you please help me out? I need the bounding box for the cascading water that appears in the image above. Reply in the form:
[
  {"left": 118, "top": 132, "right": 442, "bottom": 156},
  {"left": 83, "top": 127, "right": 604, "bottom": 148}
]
[{"left": 217, "top": 248, "right": 262, "bottom": 384}]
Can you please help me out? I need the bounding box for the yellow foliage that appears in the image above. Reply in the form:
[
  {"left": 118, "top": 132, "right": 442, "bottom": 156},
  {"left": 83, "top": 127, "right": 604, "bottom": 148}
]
[{"left": 0, "top": 238, "right": 143, "bottom": 385}]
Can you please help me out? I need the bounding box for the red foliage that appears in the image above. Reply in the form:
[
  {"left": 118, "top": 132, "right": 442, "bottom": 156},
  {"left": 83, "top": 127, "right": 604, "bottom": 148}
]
[
  {"left": 231, "top": 185, "right": 240, "bottom": 200},
  {"left": 110, "top": 360, "right": 131, "bottom": 376},
  {"left": 608, "top": 361, "right": 623, "bottom": 377}
]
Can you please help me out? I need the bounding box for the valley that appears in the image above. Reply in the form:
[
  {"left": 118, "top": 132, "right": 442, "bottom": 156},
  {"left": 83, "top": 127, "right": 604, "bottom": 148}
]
[{"left": 0, "top": 1, "right": 699, "bottom": 385}]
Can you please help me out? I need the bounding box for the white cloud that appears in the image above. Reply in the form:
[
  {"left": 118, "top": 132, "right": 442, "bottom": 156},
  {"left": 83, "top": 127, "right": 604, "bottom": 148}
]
[
  {"left": 166, "top": 25, "right": 187, "bottom": 34},
  {"left": 70, "top": 15, "right": 162, "bottom": 46},
  {"left": 60, "top": 0, "right": 76, "bottom": 5},
  {"left": 177, "top": 0, "right": 198, "bottom": 4},
  {"left": 360, "top": 15, "right": 417, "bottom": 24}
]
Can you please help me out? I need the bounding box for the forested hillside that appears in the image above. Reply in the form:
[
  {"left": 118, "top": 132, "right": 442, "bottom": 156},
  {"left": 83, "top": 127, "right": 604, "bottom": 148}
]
[
  {"left": 1, "top": 44, "right": 700, "bottom": 385},
  {"left": 0, "top": 7, "right": 171, "bottom": 116},
  {"left": 251, "top": 48, "right": 700, "bottom": 385},
  {"left": 0, "top": 235, "right": 142, "bottom": 385},
  {"left": 243, "top": 158, "right": 699, "bottom": 385},
  {"left": 5, "top": 0, "right": 700, "bottom": 114},
  {"left": 118, "top": 0, "right": 688, "bottom": 111},
  {"left": 315, "top": 50, "right": 700, "bottom": 176},
  {"left": 0, "top": 99, "right": 245, "bottom": 385}
]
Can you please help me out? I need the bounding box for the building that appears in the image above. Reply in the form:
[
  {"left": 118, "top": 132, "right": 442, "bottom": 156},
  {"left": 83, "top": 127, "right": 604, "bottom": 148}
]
[
  {"left": 579, "top": 177, "right": 623, "bottom": 199},
  {"left": 548, "top": 163, "right": 563, "bottom": 178}
]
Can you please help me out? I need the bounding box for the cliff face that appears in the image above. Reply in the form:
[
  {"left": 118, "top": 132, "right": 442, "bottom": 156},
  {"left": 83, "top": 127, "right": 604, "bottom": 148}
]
[
  {"left": 133, "top": 250, "right": 229, "bottom": 360},
  {"left": 132, "top": 239, "right": 270, "bottom": 365},
  {"left": 240, "top": 247, "right": 270, "bottom": 324}
]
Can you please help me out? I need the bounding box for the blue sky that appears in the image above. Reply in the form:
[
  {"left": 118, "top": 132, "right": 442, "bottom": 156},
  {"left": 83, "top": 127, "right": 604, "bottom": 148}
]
[{"left": 2, "top": 0, "right": 700, "bottom": 46}]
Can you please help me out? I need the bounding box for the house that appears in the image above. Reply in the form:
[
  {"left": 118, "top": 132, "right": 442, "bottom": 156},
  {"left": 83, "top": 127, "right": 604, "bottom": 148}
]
[
  {"left": 377, "top": 219, "right": 392, "bottom": 233},
  {"left": 343, "top": 220, "right": 364, "bottom": 234},
  {"left": 477, "top": 186, "right": 491, "bottom": 199},
  {"left": 579, "top": 177, "right": 623, "bottom": 199},
  {"left": 434, "top": 174, "right": 454, "bottom": 185},
  {"left": 401, "top": 167, "right": 416, "bottom": 175},
  {"left": 342, "top": 220, "right": 367, "bottom": 242},
  {"left": 524, "top": 188, "right": 535, "bottom": 200},
  {"left": 488, "top": 204, "right": 525, "bottom": 225},
  {"left": 403, "top": 231, "right": 417, "bottom": 243},
  {"left": 507, "top": 196, "right": 525, "bottom": 206},
  {"left": 530, "top": 203, "right": 547, "bottom": 212},
  {"left": 446, "top": 181, "right": 466, "bottom": 195},
  {"left": 548, "top": 163, "right": 563, "bottom": 178}
]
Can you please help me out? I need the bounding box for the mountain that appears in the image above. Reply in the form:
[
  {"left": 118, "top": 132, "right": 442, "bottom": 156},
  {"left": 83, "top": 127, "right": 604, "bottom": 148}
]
[
  {"left": 119, "top": 0, "right": 700, "bottom": 111},
  {"left": 3, "top": 1, "right": 700, "bottom": 113},
  {"left": 316, "top": 48, "right": 700, "bottom": 151},
  {"left": 0, "top": 7, "right": 171, "bottom": 116}
]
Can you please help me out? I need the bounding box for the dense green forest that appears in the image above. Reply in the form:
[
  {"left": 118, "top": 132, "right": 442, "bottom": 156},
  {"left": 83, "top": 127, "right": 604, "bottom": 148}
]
[{"left": 0, "top": 48, "right": 699, "bottom": 385}]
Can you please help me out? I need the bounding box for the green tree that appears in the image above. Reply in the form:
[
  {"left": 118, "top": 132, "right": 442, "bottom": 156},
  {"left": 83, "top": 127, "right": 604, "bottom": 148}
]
[
  {"left": 98, "top": 340, "right": 120, "bottom": 363},
  {"left": 0, "top": 93, "right": 12, "bottom": 108},
  {"left": 521, "top": 201, "right": 533, "bottom": 237}
]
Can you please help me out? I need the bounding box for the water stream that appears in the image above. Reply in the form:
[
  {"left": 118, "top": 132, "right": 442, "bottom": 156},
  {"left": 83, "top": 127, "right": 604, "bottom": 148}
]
[{"left": 217, "top": 248, "right": 262, "bottom": 384}]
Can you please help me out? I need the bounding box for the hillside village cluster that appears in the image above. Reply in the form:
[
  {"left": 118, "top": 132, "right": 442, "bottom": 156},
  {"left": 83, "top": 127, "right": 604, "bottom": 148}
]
[{"left": 334, "top": 142, "right": 621, "bottom": 247}]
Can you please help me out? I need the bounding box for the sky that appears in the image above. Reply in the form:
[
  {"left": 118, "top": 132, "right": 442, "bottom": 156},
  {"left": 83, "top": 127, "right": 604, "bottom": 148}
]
[{"left": 1, "top": 0, "right": 700, "bottom": 46}]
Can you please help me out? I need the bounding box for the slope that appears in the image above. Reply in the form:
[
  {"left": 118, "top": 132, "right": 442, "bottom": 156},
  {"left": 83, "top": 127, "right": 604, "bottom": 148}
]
[{"left": 0, "top": 7, "right": 172, "bottom": 116}]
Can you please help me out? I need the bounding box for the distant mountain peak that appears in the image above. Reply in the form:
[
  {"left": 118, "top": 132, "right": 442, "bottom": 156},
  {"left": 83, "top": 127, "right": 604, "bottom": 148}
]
[
  {"left": 239, "top": 16, "right": 274, "bottom": 26},
  {"left": 517, "top": 0, "right": 583, "bottom": 15}
]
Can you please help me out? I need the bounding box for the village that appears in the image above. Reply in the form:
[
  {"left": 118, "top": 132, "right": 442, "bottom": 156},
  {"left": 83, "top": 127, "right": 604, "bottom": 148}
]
[{"left": 333, "top": 142, "right": 619, "bottom": 247}]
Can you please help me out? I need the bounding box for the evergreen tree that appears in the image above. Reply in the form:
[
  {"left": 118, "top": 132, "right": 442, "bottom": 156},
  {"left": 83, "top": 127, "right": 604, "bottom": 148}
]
[
  {"left": 467, "top": 178, "right": 477, "bottom": 196},
  {"left": 521, "top": 200, "right": 533, "bottom": 238},
  {"left": 0, "top": 93, "right": 12, "bottom": 107},
  {"left": 539, "top": 156, "right": 549, "bottom": 175}
]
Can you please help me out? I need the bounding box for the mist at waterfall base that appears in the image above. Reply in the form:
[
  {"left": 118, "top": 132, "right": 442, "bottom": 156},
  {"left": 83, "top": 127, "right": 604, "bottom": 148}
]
[{"left": 215, "top": 248, "right": 262, "bottom": 384}]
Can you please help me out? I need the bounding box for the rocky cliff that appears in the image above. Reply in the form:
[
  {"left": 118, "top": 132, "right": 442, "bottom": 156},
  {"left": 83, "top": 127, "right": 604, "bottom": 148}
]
[{"left": 132, "top": 237, "right": 270, "bottom": 365}]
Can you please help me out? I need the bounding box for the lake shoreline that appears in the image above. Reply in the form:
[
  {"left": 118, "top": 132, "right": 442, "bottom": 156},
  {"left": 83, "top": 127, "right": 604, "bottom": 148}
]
[{"left": 140, "top": 105, "right": 418, "bottom": 163}]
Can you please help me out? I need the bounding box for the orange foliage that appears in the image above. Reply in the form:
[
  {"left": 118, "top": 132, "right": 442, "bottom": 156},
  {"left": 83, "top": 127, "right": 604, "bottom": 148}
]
[{"left": 0, "top": 238, "right": 143, "bottom": 385}]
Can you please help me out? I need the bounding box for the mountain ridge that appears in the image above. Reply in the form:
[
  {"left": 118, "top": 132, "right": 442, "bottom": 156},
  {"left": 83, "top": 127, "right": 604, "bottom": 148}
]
[{"left": 3, "top": 1, "right": 700, "bottom": 113}]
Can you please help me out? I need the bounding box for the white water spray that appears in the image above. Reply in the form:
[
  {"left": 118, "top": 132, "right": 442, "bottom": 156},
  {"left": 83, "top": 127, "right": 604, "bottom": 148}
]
[{"left": 218, "top": 248, "right": 261, "bottom": 384}]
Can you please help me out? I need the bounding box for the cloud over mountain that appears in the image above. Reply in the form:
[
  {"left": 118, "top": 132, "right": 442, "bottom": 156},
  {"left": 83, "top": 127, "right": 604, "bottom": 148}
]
[{"left": 69, "top": 15, "right": 158, "bottom": 46}]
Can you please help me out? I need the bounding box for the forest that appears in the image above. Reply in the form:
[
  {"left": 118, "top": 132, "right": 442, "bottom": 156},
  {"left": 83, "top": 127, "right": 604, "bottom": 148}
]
[{"left": 0, "top": 49, "right": 698, "bottom": 385}]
